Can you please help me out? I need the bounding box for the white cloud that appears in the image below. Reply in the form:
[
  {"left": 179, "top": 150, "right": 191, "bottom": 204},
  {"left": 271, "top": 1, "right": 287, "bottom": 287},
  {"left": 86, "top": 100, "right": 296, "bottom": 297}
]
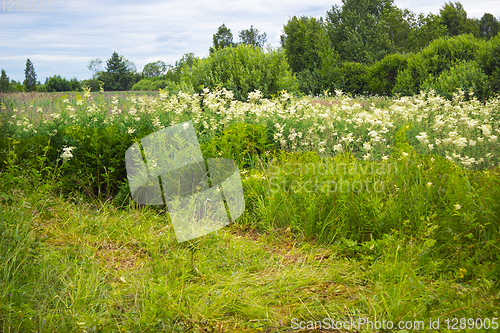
[{"left": 0, "top": 0, "right": 498, "bottom": 82}]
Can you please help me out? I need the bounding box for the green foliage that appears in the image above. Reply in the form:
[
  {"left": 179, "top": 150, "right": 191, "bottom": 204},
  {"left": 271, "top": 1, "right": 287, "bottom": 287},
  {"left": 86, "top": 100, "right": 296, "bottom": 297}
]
[
  {"left": 479, "top": 13, "right": 500, "bottom": 40},
  {"left": 326, "top": 0, "right": 396, "bottom": 63},
  {"left": 296, "top": 69, "right": 326, "bottom": 96},
  {"left": 478, "top": 34, "right": 500, "bottom": 94},
  {"left": 131, "top": 78, "right": 169, "bottom": 91},
  {"left": 97, "top": 52, "right": 139, "bottom": 91},
  {"left": 337, "top": 61, "right": 369, "bottom": 95},
  {"left": 23, "top": 58, "right": 37, "bottom": 92},
  {"left": 281, "top": 16, "right": 330, "bottom": 73},
  {"left": 439, "top": 1, "right": 479, "bottom": 37},
  {"left": 142, "top": 60, "right": 168, "bottom": 78},
  {"left": 393, "top": 34, "right": 485, "bottom": 96},
  {"left": 183, "top": 44, "right": 299, "bottom": 101},
  {"left": 367, "top": 53, "right": 408, "bottom": 95},
  {"left": 56, "top": 126, "right": 134, "bottom": 199},
  {"left": 201, "top": 122, "right": 271, "bottom": 170},
  {"left": 423, "top": 60, "right": 490, "bottom": 100},
  {"left": 0, "top": 69, "right": 11, "bottom": 92},
  {"left": 42, "top": 75, "right": 82, "bottom": 92},
  {"left": 238, "top": 25, "right": 267, "bottom": 49},
  {"left": 407, "top": 13, "right": 448, "bottom": 51},
  {"left": 209, "top": 24, "right": 235, "bottom": 54}
]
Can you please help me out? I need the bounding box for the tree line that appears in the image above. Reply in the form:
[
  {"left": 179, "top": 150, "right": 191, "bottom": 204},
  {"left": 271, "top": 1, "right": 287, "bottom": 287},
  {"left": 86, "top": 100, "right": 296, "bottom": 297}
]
[{"left": 0, "top": 0, "right": 498, "bottom": 97}]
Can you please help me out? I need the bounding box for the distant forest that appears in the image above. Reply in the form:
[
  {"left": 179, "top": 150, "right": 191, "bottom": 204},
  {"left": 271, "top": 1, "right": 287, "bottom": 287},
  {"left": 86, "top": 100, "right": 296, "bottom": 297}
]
[{"left": 1, "top": 0, "right": 499, "bottom": 100}]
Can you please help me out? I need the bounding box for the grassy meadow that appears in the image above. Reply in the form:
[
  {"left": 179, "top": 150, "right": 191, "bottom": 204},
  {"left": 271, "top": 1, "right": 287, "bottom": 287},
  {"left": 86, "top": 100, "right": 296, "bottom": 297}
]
[{"left": 0, "top": 88, "right": 499, "bottom": 332}]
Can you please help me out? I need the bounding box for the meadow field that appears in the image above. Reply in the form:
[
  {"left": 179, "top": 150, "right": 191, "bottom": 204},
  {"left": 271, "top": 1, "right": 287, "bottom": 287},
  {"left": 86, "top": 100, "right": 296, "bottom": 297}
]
[{"left": 0, "top": 88, "right": 499, "bottom": 332}]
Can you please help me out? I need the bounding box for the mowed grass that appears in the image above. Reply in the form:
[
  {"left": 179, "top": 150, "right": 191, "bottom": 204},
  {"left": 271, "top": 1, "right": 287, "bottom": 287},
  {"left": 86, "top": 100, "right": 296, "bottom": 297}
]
[{"left": 1, "top": 171, "right": 499, "bottom": 332}]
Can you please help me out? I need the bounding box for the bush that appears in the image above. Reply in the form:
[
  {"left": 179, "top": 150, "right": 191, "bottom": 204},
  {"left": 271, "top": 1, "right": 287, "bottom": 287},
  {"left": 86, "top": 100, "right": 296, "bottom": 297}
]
[
  {"left": 337, "top": 62, "right": 369, "bottom": 95},
  {"left": 182, "top": 44, "right": 299, "bottom": 101},
  {"left": 393, "top": 34, "right": 485, "bottom": 96},
  {"left": 42, "top": 75, "right": 82, "bottom": 92},
  {"left": 297, "top": 69, "right": 324, "bottom": 96},
  {"left": 367, "top": 53, "right": 408, "bottom": 96},
  {"left": 131, "top": 78, "right": 168, "bottom": 91},
  {"left": 423, "top": 60, "right": 490, "bottom": 100},
  {"left": 477, "top": 34, "right": 500, "bottom": 95}
]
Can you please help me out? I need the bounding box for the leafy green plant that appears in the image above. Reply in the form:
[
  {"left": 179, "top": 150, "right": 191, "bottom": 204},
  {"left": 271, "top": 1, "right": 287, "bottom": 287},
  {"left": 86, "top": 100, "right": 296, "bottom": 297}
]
[
  {"left": 423, "top": 60, "right": 490, "bottom": 100},
  {"left": 201, "top": 122, "right": 272, "bottom": 170},
  {"left": 367, "top": 53, "right": 408, "bottom": 95},
  {"left": 182, "top": 44, "right": 299, "bottom": 101}
]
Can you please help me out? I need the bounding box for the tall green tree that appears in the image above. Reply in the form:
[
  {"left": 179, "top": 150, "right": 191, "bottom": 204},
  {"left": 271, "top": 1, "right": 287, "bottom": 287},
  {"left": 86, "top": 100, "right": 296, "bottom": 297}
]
[
  {"left": 326, "top": 0, "right": 396, "bottom": 63},
  {"left": 142, "top": 60, "right": 168, "bottom": 78},
  {"left": 100, "top": 52, "right": 138, "bottom": 91},
  {"left": 23, "top": 58, "right": 37, "bottom": 92},
  {"left": 479, "top": 13, "right": 500, "bottom": 40},
  {"left": 407, "top": 13, "right": 448, "bottom": 51},
  {"left": 281, "top": 16, "right": 331, "bottom": 72},
  {"left": 0, "top": 69, "right": 11, "bottom": 92},
  {"left": 238, "top": 25, "right": 267, "bottom": 48},
  {"left": 210, "top": 24, "right": 235, "bottom": 54},
  {"left": 439, "top": 2, "right": 478, "bottom": 37}
]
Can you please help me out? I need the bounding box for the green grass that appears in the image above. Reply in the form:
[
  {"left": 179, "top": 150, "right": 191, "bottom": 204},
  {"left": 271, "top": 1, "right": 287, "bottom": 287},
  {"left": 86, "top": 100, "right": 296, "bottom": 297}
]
[{"left": 1, "top": 189, "right": 499, "bottom": 332}]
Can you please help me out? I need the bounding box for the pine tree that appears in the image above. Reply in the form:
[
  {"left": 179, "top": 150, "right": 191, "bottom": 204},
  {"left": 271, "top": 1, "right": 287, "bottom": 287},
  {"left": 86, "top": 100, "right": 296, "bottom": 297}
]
[
  {"left": 24, "top": 59, "right": 37, "bottom": 92},
  {"left": 0, "top": 69, "right": 10, "bottom": 92}
]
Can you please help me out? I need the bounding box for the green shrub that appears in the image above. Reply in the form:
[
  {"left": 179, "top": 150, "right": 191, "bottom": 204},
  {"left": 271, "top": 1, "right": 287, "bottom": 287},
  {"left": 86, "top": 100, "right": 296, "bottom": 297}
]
[
  {"left": 367, "top": 53, "right": 408, "bottom": 96},
  {"left": 337, "top": 62, "right": 369, "bottom": 95},
  {"left": 423, "top": 60, "right": 490, "bottom": 100},
  {"left": 57, "top": 126, "right": 133, "bottom": 199},
  {"left": 393, "top": 34, "right": 485, "bottom": 96},
  {"left": 478, "top": 34, "right": 500, "bottom": 95},
  {"left": 182, "top": 44, "right": 299, "bottom": 101},
  {"left": 297, "top": 69, "right": 324, "bottom": 96}
]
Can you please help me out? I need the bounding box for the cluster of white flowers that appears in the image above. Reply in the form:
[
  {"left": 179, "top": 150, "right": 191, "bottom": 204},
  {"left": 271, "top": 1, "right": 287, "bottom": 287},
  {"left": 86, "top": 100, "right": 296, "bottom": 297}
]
[{"left": 61, "top": 146, "right": 75, "bottom": 162}]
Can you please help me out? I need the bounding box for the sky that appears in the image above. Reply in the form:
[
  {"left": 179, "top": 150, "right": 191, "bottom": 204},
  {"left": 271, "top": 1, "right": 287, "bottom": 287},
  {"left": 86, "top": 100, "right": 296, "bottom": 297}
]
[{"left": 1, "top": 0, "right": 499, "bottom": 83}]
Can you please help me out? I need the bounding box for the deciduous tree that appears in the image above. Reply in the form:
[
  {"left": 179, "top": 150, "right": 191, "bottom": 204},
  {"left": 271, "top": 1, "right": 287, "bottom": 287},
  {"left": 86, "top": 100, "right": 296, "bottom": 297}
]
[
  {"left": 479, "top": 13, "right": 500, "bottom": 40},
  {"left": 210, "top": 24, "right": 235, "bottom": 54},
  {"left": 238, "top": 26, "right": 267, "bottom": 48},
  {"left": 142, "top": 60, "right": 168, "bottom": 78}
]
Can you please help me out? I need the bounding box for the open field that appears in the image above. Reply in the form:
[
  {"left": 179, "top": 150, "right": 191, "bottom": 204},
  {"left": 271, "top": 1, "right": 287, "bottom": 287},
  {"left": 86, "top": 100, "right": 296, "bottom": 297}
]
[{"left": 1, "top": 90, "right": 499, "bottom": 332}]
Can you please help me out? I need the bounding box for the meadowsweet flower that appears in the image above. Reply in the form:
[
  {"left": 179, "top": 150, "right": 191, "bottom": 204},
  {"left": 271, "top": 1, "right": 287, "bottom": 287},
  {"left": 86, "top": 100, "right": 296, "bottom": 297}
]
[
  {"left": 426, "top": 182, "right": 433, "bottom": 187},
  {"left": 454, "top": 204, "right": 461, "bottom": 210},
  {"left": 127, "top": 127, "right": 136, "bottom": 134},
  {"left": 416, "top": 132, "right": 429, "bottom": 145},
  {"left": 61, "top": 146, "right": 75, "bottom": 161}
]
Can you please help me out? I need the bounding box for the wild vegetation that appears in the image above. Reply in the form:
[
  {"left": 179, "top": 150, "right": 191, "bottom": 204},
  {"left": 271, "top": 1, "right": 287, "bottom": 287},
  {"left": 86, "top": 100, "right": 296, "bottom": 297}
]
[
  {"left": 1, "top": 0, "right": 499, "bottom": 331},
  {"left": 1, "top": 86, "right": 499, "bottom": 331}
]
